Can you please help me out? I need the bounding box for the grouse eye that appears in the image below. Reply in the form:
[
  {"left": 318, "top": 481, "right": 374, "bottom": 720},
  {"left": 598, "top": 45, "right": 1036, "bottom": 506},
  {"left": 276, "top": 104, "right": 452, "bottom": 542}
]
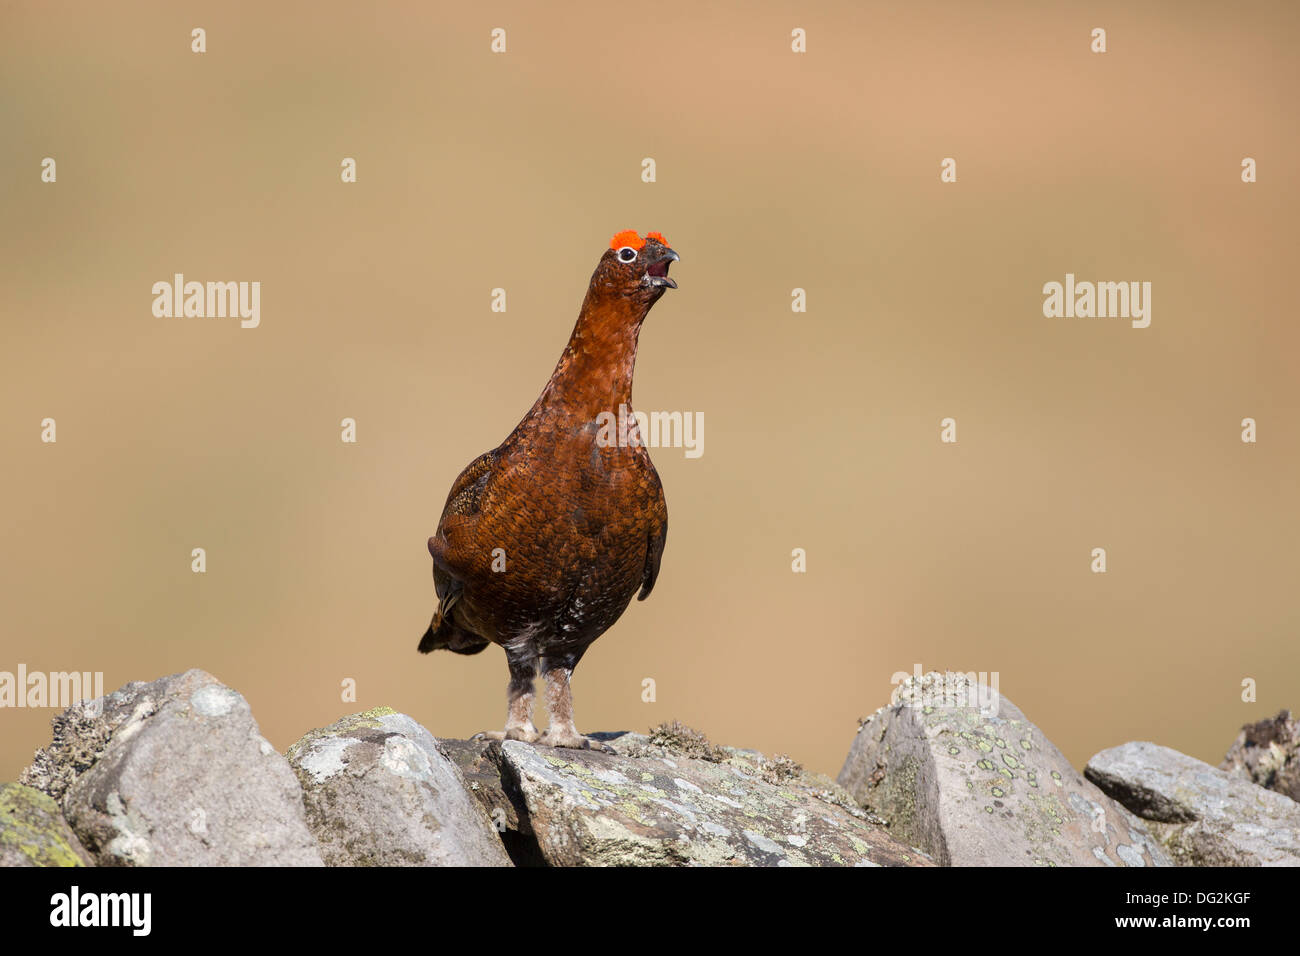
[{"left": 617, "top": 246, "right": 637, "bottom": 263}]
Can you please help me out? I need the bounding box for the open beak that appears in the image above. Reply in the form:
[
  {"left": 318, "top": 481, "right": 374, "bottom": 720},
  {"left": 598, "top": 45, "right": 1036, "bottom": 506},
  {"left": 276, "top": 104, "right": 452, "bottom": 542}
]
[{"left": 645, "top": 249, "right": 679, "bottom": 289}]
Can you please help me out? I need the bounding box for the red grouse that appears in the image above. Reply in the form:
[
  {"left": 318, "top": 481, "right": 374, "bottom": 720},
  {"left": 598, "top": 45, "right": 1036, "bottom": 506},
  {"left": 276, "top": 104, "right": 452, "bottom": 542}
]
[{"left": 419, "top": 230, "right": 679, "bottom": 749}]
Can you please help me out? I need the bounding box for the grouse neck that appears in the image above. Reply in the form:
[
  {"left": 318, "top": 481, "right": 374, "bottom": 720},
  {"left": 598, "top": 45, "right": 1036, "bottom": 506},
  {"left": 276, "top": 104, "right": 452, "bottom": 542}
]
[{"left": 542, "top": 294, "right": 649, "bottom": 419}]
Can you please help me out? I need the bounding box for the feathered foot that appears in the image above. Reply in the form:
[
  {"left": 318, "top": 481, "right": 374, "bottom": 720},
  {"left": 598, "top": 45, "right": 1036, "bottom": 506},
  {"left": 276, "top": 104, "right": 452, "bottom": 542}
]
[{"left": 537, "top": 665, "right": 612, "bottom": 752}]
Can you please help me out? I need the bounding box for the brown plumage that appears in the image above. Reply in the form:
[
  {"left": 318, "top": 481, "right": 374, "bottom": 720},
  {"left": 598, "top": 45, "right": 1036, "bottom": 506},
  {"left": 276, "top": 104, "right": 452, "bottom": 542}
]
[{"left": 418, "top": 230, "right": 679, "bottom": 749}]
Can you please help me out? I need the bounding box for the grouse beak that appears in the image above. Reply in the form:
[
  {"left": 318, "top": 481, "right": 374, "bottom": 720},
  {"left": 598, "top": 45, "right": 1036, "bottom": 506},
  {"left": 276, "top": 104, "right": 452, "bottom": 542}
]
[{"left": 645, "top": 249, "right": 679, "bottom": 290}]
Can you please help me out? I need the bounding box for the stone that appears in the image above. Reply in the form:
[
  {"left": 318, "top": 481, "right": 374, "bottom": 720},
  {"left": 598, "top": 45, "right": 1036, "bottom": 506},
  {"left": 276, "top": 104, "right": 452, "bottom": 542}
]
[
  {"left": 837, "top": 671, "right": 1169, "bottom": 867},
  {"left": 1219, "top": 710, "right": 1300, "bottom": 803},
  {"left": 1086, "top": 741, "right": 1300, "bottom": 866},
  {"left": 0, "top": 783, "right": 92, "bottom": 867},
  {"left": 438, "top": 736, "right": 546, "bottom": 866},
  {"left": 23, "top": 669, "right": 322, "bottom": 866},
  {"left": 447, "top": 727, "right": 932, "bottom": 867},
  {"left": 286, "top": 709, "right": 510, "bottom": 866}
]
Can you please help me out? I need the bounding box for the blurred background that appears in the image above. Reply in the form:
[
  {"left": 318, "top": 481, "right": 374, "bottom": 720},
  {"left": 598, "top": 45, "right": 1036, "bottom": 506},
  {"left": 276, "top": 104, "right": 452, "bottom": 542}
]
[{"left": 2, "top": 1, "right": 1297, "bottom": 783}]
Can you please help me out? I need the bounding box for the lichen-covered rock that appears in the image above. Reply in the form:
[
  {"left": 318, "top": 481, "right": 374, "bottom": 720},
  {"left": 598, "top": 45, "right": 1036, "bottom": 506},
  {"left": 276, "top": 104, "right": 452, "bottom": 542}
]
[
  {"left": 438, "top": 736, "right": 546, "bottom": 866},
  {"left": 1219, "top": 710, "right": 1300, "bottom": 803},
  {"left": 23, "top": 669, "right": 322, "bottom": 866},
  {"left": 286, "top": 709, "right": 510, "bottom": 866},
  {"left": 453, "top": 728, "right": 931, "bottom": 867},
  {"left": 0, "top": 783, "right": 93, "bottom": 867},
  {"left": 1086, "top": 741, "right": 1300, "bottom": 866},
  {"left": 838, "top": 672, "right": 1169, "bottom": 867}
]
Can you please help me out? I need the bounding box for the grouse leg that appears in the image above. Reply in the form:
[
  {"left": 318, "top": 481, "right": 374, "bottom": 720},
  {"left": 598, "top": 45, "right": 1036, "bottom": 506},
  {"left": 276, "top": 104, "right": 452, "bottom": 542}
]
[
  {"left": 474, "top": 642, "right": 540, "bottom": 743},
  {"left": 539, "top": 655, "right": 610, "bottom": 751}
]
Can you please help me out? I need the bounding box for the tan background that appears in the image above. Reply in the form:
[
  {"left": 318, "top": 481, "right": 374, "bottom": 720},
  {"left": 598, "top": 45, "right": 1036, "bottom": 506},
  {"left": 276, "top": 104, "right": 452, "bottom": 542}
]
[{"left": 2, "top": 1, "right": 1297, "bottom": 784}]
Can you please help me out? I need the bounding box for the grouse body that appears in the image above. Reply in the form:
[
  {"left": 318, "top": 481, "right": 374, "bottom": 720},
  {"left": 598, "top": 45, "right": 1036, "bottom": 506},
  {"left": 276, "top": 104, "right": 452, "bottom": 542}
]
[{"left": 419, "top": 230, "right": 679, "bottom": 749}]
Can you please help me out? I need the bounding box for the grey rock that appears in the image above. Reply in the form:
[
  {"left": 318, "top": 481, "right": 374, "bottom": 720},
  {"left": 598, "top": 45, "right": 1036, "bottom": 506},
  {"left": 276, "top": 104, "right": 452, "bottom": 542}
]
[
  {"left": 1086, "top": 741, "right": 1300, "bottom": 866},
  {"left": 23, "top": 669, "right": 322, "bottom": 866},
  {"left": 0, "top": 783, "right": 93, "bottom": 867},
  {"left": 451, "top": 728, "right": 932, "bottom": 867},
  {"left": 838, "top": 671, "right": 1169, "bottom": 867},
  {"left": 286, "top": 709, "right": 510, "bottom": 866},
  {"left": 1220, "top": 710, "right": 1300, "bottom": 803},
  {"left": 438, "top": 736, "right": 547, "bottom": 866}
]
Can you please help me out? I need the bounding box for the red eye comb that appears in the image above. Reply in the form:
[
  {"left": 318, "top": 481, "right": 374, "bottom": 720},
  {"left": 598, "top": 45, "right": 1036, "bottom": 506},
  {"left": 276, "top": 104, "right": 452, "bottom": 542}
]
[
  {"left": 610, "top": 230, "right": 645, "bottom": 251},
  {"left": 609, "top": 230, "right": 671, "bottom": 251}
]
